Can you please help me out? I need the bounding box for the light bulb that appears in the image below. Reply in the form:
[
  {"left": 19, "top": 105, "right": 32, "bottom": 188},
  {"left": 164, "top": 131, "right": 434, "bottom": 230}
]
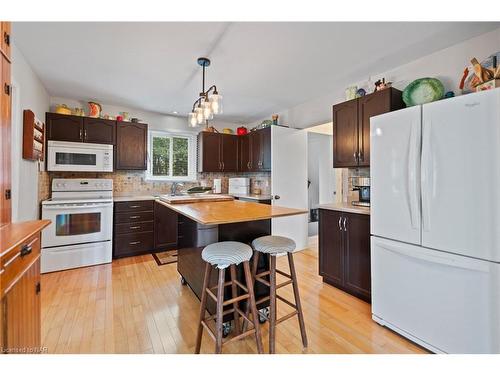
[
  {"left": 202, "top": 100, "right": 213, "bottom": 120},
  {"left": 210, "top": 94, "right": 223, "bottom": 114},
  {"left": 188, "top": 112, "right": 197, "bottom": 127},
  {"left": 195, "top": 106, "right": 205, "bottom": 124}
]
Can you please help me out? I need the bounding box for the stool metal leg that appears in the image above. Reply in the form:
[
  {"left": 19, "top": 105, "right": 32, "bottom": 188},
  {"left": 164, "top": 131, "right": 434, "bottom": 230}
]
[
  {"left": 243, "top": 260, "right": 264, "bottom": 354},
  {"left": 269, "top": 255, "right": 277, "bottom": 354},
  {"left": 288, "top": 252, "right": 308, "bottom": 348},
  {"left": 215, "top": 267, "right": 226, "bottom": 354},
  {"left": 229, "top": 264, "right": 241, "bottom": 336},
  {"left": 195, "top": 262, "right": 212, "bottom": 354}
]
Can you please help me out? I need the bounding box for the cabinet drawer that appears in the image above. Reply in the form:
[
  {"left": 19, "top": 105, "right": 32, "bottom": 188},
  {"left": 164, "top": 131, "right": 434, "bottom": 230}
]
[
  {"left": 115, "top": 221, "right": 154, "bottom": 235},
  {"left": 114, "top": 232, "right": 154, "bottom": 257},
  {"left": 115, "top": 211, "right": 153, "bottom": 224},
  {"left": 114, "top": 200, "right": 154, "bottom": 213},
  {"left": 1, "top": 233, "right": 41, "bottom": 294}
]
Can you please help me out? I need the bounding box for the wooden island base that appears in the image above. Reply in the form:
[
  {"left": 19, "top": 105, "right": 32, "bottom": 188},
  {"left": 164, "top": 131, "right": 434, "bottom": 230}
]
[{"left": 177, "top": 216, "right": 271, "bottom": 320}]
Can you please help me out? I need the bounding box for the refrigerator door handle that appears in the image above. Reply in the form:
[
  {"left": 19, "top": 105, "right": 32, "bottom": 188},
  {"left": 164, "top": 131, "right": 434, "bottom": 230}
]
[
  {"left": 421, "top": 120, "right": 432, "bottom": 232},
  {"left": 377, "top": 240, "right": 488, "bottom": 272},
  {"left": 407, "top": 120, "right": 420, "bottom": 229}
]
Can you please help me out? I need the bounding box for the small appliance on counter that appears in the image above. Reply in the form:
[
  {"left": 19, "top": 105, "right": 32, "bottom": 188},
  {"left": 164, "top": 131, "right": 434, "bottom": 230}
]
[
  {"left": 350, "top": 176, "right": 370, "bottom": 207},
  {"left": 213, "top": 178, "right": 222, "bottom": 194},
  {"left": 228, "top": 177, "right": 250, "bottom": 195}
]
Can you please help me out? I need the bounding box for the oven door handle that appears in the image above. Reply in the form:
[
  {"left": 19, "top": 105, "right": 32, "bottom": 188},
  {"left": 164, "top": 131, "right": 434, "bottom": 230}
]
[{"left": 43, "top": 203, "right": 113, "bottom": 210}]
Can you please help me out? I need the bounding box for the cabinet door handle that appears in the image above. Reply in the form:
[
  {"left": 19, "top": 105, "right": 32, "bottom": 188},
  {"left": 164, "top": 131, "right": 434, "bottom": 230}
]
[
  {"left": 353, "top": 152, "right": 358, "bottom": 161},
  {"left": 359, "top": 151, "right": 363, "bottom": 161},
  {"left": 338, "top": 217, "right": 342, "bottom": 231},
  {"left": 20, "top": 244, "right": 33, "bottom": 257},
  {"left": 343, "top": 217, "right": 347, "bottom": 232},
  {"left": 36, "top": 282, "right": 41, "bottom": 295},
  {"left": 79, "top": 128, "right": 83, "bottom": 140},
  {"left": 129, "top": 241, "right": 141, "bottom": 245},
  {"left": 129, "top": 215, "right": 140, "bottom": 219},
  {"left": 4, "top": 31, "right": 10, "bottom": 46},
  {"left": 247, "top": 161, "right": 251, "bottom": 170},
  {"left": 130, "top": 226, "right": 141, "bottom": 230},
  {"left": 84, "top": 129, "right": 87, "bottom": 140},
  {"left": 4, "top": 83, "right": 10, "bottom": 96}
]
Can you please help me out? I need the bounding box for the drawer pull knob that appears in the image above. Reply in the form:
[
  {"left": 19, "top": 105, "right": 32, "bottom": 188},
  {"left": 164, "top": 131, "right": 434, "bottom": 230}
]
[
  {"left": 130, "top": 226, "right": 141, "bottom": 229},
  {"left": 20, "top": 244, "right": 33, "bottom": 257},
  {"left": 129, "top": 215, "right": 140, "bottom": 219},
  {"left": 129, "top": 241, "right": 141, "bottom": 245}
]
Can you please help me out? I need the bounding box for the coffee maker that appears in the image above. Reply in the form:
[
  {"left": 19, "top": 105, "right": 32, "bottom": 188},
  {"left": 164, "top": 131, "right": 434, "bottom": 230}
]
[{"left": 351, "top": 177, "right": 370, "bottom": 207}]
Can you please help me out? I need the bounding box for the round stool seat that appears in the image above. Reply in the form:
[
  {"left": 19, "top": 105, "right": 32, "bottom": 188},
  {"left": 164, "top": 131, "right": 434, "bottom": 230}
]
[
  {"left": 202, "top": 241, "right": 253, "bottom": 268},
  {"left": 252, "top": 235, "right": 296, "bottom": 255}
]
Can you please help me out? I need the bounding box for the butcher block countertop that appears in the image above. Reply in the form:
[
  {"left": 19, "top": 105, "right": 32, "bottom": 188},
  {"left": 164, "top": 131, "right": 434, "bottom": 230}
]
[
  {"left": 0, "top": 220, "right": 51, "bottom": 257},
  {"left": 158, "top": 199, "right": 307, "bottom": 225}
]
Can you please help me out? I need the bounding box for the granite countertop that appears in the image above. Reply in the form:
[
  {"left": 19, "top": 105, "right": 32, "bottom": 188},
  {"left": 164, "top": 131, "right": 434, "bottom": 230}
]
[
  {"left": 318, "top": 202, "right": 370, "bottom": 216},
  {"left": 113, "top": 192, "right": 272, "bottom": 202}
]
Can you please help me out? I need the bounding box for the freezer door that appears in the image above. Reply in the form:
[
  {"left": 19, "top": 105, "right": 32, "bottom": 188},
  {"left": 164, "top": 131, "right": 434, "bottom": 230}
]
[
  {"left": 370, "top": 106, "right": 421, "bottom": 245},
  {"left": 371, "top": 236, "right": 500, "bottom": 353},
  {"left": 421, "top": 89, "right": 500, "bottom": 262}
]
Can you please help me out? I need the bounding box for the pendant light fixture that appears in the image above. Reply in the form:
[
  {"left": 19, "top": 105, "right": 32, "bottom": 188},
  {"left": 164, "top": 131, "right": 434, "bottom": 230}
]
[{"left": 188, "top": 57, "right": 223, "bottom": 128}]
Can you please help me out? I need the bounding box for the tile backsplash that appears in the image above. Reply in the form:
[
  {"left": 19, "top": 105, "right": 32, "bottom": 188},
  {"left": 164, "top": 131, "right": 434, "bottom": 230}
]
[{"left": 38, "top": 170, "right": 271, "bottom": 202}]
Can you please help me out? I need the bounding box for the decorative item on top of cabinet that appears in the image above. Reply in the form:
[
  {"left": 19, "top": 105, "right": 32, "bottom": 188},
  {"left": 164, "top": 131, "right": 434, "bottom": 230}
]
[
  {"left": 333, "top": 87, "right": 404, "bottom": 168},
  {"left": 319, "top": 209, "right": 371, "bottom": 302},
  {"left": 115, "top": 121, "right": 148, "bottom": 170},
  {"left": 23, "top": 110, "right": 45, "bottom": 161}
]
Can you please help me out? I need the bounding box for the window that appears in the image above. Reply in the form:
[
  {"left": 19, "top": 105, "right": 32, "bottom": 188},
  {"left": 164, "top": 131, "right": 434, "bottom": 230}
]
[{"left": 147, "top": 130, "right": 197, "bottom": 181}]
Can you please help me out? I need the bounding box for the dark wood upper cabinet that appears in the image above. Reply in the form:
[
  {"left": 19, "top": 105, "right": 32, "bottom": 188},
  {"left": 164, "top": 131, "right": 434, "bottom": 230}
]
[
  {"left": 249, "top": 127, "right": 271, "bottom": 172},
  {"left": 319, "top": 209, "right": 371, "bottom": 302},
  {"left": 154, "top": 202, "right": 178, "bottom": 250},
  {"left": 198, "top": 131, "right": 222, "bottom": 172},
  {"left": 220, "top": 134, "right": 238, "bottom": 172},
  {"left": 319, "top": 209, "right": 344, "bottom": 286},
  {"left": 46, "top": 113, "right": 84, "bottom": 143},
  {"left": 333, "top": 99, "right": 358, "bottom": 168},
  {"left": 83, "top": 117, "right": 116, "bottom": 144},
  {"left": 333, "top": 87, "right": 403, "bottom": 168},
  {"left": 260, "top": 127, "right": 271, "bottom": 171},
  {"left": 115, "top": 122, "right": 148, "bottom": 170},
  {"left": 239, "top": 134, "right": 251, "bottom": 171}
]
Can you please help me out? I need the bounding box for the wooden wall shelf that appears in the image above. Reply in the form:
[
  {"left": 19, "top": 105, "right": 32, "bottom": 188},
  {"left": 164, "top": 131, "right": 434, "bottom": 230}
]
[{"left": 23, "top": 109, "right": 45, "bottom": 161}]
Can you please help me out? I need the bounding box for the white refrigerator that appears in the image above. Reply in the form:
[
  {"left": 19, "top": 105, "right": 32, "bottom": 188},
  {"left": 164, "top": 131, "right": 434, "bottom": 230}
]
[{"left": 370, "top": 88, "right": 500, "bottom": 354}]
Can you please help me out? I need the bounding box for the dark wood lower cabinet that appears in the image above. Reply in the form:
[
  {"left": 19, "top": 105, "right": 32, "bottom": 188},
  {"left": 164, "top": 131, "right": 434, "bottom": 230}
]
[
  {"left": 154, "top": 201, "right": 178, "bottom": 250},
  {"left": 113, "top": 200, "right": 178, "bottom": 258},
  {"left": 319, "top": 209, "right": 371, "bottom": 302}
]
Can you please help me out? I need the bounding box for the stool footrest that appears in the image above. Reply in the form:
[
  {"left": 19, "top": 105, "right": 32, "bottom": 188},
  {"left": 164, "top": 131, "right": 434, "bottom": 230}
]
[
  {"left": 276, "top": 310, "right": 298, "bottom": 326},
  {"left": 276, "top": 294, "right": 297, "bottom": 309},
  {"left": 223, "top": 293, "right": 249, "bottom": 307},
  {"left": 276, "top": 269, "right": 291, "bottom": 279}
]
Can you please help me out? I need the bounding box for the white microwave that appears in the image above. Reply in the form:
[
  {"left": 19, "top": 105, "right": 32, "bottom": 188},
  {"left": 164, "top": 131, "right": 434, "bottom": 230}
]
[{"left": 47, "top": 141, "right": 113, "bottom": 172}]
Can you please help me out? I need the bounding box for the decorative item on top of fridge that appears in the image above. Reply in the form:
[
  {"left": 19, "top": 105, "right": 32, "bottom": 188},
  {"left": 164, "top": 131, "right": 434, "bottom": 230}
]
[
  {"left": 460, "top": 51, "right": 500, "bottom": 94},
  {"left": 374, "top": 78, "right": 392, "bottom": 92},
  {"left": 402, "top": 77, "right": 445, "bottom": 107}
]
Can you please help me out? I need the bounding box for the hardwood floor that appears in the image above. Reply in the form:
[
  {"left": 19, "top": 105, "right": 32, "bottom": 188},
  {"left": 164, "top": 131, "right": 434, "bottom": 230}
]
[{"left": 41, "top": 238, "right": 426, "bottom": 354}]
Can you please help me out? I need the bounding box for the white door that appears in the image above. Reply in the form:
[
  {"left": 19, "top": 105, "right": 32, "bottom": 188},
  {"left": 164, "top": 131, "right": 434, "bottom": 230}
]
[
  {"left": 271, "top": 126, "right": 308, "bottom": 250},
  {"left": 370, "top": 106, "right": 421, "bottom": 245},
  {"left": 371, "top": 236, "right": 500, "bottom": 354},
  {"left": 421, "top": 89, "right": 500, "bottom": 262}
]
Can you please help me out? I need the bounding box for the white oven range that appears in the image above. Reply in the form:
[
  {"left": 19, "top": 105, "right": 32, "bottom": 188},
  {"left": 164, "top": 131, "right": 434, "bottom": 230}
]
[{"left": 41, "top": 178, "right": 113, "bottom": 273}]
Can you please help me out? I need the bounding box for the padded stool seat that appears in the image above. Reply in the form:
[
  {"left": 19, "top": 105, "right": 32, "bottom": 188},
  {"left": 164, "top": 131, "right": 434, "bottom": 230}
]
[
  {"left": 252, "top": 235, "right": 296, "bottom": 255},
  {"left": 202, "top": 241, "right": 253, "bottom": 268}
]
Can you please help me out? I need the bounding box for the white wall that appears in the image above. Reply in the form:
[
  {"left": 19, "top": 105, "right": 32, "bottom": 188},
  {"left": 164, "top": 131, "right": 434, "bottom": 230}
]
[
  {"left": 49, "top": 97, "right": 239, "bottom": 133},
  {"left": 251, "top": 27, "right": 500, "bottom": 129},
  {"left": 307, "top": 132, "right": 335, "bottom": 210},
  {"left": 11, "top": 43, "right": 50, "bottom": 222}
]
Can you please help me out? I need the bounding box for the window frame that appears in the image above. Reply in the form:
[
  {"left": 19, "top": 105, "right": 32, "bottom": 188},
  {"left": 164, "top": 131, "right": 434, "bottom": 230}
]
[{"left": 146, "top": 129, "right": 197, "bottom": 182}]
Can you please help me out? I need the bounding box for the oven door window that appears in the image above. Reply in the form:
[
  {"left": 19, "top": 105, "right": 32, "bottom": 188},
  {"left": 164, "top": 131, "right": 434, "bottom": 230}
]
[
  {"left": 55, "top": 212, "right": 101, "bottom": 236},
  {"left": 56, "top": 152, "right": 97, "bottom": 166}
]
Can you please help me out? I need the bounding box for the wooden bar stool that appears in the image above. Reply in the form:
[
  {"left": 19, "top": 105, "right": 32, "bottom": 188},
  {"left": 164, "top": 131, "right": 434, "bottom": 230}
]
[
  {"left": 250, "top": 235, "right": 308, "bottom": 354},
  {"left": 195, "top": 241, "right": 264, "bottom": 354}
]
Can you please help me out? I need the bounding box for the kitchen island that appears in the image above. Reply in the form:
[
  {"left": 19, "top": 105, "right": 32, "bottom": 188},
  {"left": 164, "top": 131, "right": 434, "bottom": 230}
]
[{"left": 157, "top": 199, "right": 307, "bottom": 324}]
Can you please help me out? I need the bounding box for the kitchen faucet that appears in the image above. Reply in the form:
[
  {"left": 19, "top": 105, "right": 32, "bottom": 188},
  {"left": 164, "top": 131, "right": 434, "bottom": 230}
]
[{"left": 171, "top": 182, "right": 184, "bottom": 196}]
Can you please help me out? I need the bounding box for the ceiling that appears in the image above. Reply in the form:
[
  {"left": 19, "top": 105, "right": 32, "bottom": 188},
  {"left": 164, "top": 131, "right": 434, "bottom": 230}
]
[{"left": 13, "top": 22, "right": 499, "bottom": 123}]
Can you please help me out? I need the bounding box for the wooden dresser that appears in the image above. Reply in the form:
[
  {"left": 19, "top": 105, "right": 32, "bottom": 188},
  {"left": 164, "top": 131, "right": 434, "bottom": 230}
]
[{"left": 0, "top": 21, "right": 51, "bottom": 354}]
